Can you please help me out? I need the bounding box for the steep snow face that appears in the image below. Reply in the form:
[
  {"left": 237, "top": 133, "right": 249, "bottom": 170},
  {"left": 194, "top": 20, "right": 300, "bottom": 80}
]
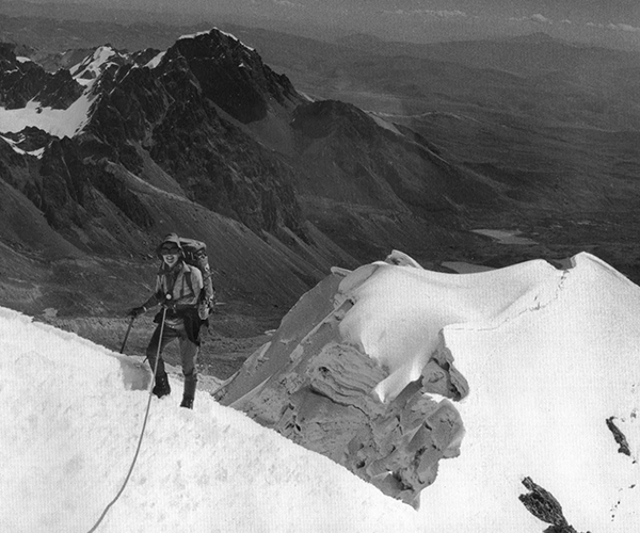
[{"left": 0, "top": 308, "right": 422, "bottom": 533}]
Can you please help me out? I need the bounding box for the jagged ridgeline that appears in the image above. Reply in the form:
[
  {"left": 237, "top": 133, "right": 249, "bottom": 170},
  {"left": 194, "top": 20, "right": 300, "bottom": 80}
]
[{"left": 0, "top": 28, "right": 499, "bottom": 312}]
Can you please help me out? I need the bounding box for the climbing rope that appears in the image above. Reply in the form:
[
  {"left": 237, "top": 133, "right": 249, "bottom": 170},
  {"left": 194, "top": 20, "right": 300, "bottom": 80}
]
[{"left": 86, "top": 307, "right": 167, "bottom": 532}]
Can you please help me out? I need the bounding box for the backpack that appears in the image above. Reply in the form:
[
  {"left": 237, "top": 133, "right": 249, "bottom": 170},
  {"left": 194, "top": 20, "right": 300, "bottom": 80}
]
[{"left": 158, "top": 236, "right": 216, "bottom": 320}]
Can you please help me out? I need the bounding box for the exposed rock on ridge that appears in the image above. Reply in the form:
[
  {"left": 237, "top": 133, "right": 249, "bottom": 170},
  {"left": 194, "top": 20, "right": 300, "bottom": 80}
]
[{"left": 519, "top": 477, "right": 582, "bottom": 533}]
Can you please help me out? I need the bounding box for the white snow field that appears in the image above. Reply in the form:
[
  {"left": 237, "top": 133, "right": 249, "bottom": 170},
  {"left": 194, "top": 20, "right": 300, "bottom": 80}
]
[{"left": 1, "top": 251, "right": 639, "bottom": 533}]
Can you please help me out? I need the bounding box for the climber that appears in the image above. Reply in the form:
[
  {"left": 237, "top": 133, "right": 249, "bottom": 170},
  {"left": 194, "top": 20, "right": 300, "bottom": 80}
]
[{"left": 128, "top": 233, "right": 205, "bottom": 409}]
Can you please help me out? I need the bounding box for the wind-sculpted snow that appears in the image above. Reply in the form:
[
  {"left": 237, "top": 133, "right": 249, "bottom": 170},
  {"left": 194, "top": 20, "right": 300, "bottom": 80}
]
[
  {"left": 220, "top": 250, "right": 640, "bottom": 530},
  {"left": 0, "top": 307, "right": 423, "bottom": 533}
]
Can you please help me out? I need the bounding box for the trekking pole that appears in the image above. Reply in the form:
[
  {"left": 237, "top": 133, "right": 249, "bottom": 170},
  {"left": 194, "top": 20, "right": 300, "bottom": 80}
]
[{"left": 120, "top": 316, "right": 135, "bottom": 354}]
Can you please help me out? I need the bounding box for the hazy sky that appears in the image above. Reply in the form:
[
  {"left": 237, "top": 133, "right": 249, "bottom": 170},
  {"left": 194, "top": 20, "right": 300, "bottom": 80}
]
[
  {"left": 16, "top": 0, "right": 640, "bottom": 47},
  {"left": 28, "top": 0, "right": 640, "bottom": 23}
]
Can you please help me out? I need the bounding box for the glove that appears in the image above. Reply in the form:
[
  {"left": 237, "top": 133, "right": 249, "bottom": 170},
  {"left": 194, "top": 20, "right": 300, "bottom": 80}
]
[
  {"left": 127, "top": 306, "right": 146, "bottom": 318},
  {"left": 161, "top": 293, "right": 176, "bottom": 310}
]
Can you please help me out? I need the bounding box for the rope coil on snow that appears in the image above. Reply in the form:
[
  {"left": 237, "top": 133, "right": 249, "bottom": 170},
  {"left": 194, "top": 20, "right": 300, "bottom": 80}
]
[{"left": 86, "top": 307, "right": 167, "bottom": 532}]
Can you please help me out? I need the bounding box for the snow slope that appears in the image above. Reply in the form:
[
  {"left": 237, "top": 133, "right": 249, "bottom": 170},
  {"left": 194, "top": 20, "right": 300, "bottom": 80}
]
[
  {"left": 426, "top": 252, "right": 640, "bottom": 533},
  {"left": 0, "top": 251, "right": 638, "bottom": 532},
  {"left": 0, "top": 308, "right": 422, "bottom": 533}
]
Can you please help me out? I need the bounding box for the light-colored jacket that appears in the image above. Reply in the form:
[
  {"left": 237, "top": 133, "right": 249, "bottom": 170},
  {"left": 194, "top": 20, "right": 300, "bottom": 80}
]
[{"left": 156, "top": 261, "right": 204, "bottom": 309}]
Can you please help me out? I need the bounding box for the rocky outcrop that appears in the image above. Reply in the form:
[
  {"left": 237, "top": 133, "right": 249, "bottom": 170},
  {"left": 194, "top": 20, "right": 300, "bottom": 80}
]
[
  {"left": 217, "top": 255, "right": 468, "bottom": 507},
  {"left": 607, "top": 417, "right": 632, "bottom": 457},
  {"left": 519, "top": 477, "right": 582, "bottom": 533},
  {"left": 0, "top": 43, "right": 82, "bottom": 109}
]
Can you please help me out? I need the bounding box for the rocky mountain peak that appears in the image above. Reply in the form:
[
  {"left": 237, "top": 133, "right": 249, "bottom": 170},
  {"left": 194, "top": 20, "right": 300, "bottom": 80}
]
[
  {"left": 161, "top": 28, "right": 303, "bottom": 123},
  {"left": 68, "top": 45, "right": 130, "bottom": 85}
]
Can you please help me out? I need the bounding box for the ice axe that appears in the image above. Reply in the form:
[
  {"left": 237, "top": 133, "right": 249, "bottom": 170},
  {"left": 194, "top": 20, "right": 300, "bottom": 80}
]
[{"left": 120, "top": 315, "right": 135, "bottom": 354}]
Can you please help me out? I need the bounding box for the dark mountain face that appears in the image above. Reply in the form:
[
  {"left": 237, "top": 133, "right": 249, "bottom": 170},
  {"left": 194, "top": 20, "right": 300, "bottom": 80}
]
[
  {"left": 1, "top": 27, "right": 503, "bottom": 320},
  {"left": 0, "top": 43, "right": 82, "bottom": 108},
  {"left": 166, "top": 31, "right": 302, "bottom": 123}
]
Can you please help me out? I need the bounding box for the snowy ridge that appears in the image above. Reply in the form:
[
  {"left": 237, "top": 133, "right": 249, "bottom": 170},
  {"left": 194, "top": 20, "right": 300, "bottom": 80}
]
[
  {"left": 0, "top": 308, "right": 422, "bottom": 533},
  {"left": 338, "top": 254, "right": 566, "bottom": 402}
]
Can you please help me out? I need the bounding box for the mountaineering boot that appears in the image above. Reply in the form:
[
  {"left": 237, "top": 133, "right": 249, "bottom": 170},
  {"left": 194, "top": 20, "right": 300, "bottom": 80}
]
[
  {"left": 152, "top": 372, "right": 171, "bottom": 398},
  {"left": 180, "top": 370, "right": 197, "bottom": 408}
]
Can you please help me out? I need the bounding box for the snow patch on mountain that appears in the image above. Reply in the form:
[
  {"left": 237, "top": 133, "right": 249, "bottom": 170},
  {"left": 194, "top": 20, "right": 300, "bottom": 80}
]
[
  {"left": 0, "top": 94, "right": 95, "bottom": 138},
  {"left": 69, "top": 45, "right": 119, "bottom": 84},
  {"left": 145, "top": 51, "right": 166, "bottom": 69},
  {"left": 0, "top": 134, "right": 45, "bottom": 158}
]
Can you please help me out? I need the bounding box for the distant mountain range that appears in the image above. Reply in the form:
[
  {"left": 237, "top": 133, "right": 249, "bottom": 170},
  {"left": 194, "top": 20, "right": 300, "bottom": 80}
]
[
  {"left": 2, "top": 14, "right": 640, "bottom": 323},
  {"left": 4, "top": 0, "right": 640, "bottom": 50}
]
